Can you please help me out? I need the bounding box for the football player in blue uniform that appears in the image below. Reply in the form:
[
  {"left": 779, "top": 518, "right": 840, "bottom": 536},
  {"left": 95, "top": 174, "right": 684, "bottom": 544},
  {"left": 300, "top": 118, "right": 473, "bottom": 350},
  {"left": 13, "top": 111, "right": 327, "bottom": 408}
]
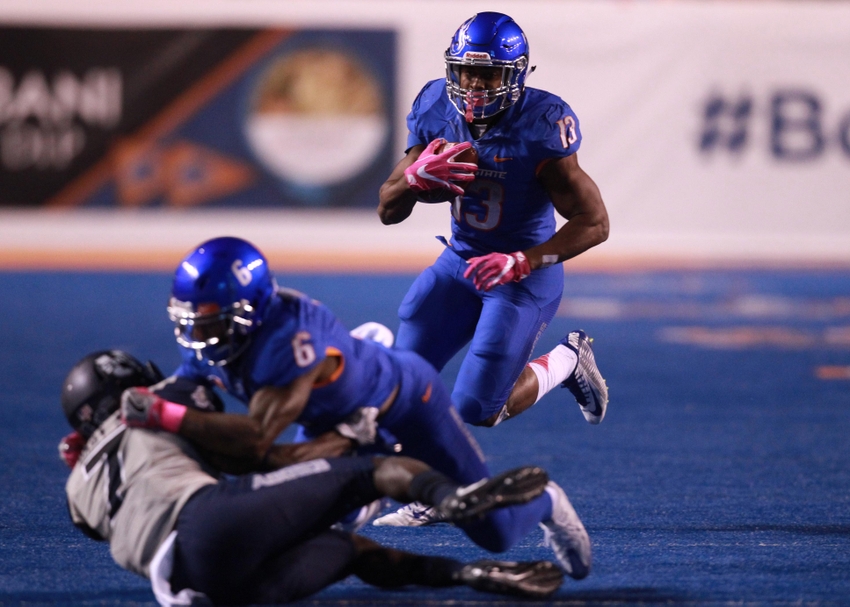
[
  {"left": 377, "top": 12, "right": 610, "bottom": 431},
  {"left": 121, "top": 236, "right": 594, "bottom": 580}
]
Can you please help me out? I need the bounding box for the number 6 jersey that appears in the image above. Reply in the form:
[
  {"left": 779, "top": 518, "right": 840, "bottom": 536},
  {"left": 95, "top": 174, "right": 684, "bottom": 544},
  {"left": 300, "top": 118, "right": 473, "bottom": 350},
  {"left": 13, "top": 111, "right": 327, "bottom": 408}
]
[{"left": 175, "top": 289, "right": 403, "bottom": 437}]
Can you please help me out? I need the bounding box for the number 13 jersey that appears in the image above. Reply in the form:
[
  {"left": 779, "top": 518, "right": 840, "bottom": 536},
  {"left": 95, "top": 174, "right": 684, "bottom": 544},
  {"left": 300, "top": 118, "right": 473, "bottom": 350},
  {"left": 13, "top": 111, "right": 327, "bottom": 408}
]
[{"left": 406, "top": 80, "right": 583, "bottom": 257}]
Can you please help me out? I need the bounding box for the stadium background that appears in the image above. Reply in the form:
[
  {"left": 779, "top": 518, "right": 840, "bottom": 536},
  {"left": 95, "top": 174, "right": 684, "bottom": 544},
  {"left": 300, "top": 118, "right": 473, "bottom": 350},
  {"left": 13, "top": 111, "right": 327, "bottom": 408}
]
[{"left": 1, "top": 1, "right": 848, "bottom": 605}]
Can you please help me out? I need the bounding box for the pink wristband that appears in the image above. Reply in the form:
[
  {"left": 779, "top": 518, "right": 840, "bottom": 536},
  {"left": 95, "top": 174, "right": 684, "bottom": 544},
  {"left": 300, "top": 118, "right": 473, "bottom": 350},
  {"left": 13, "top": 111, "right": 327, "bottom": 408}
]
[{"left": 160, "top": 400, "right": 187, "bottom": 433}]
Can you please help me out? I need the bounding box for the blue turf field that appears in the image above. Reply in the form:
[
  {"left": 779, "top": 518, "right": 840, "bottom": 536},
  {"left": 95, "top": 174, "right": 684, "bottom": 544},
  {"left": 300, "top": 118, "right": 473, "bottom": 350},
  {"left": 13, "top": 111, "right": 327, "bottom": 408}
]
[{"left": 1, "top": 269, "right": 849, "bottom": 606}]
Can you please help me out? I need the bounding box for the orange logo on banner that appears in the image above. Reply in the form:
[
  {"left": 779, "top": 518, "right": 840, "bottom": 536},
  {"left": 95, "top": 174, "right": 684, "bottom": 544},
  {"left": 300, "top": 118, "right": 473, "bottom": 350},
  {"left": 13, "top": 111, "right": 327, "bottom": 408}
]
[
  {"left": 113, "top": 139, "right": 255, "bottom": 207},
  {"left": 46, "top": 30, "right": 290, "bottom": 209}
]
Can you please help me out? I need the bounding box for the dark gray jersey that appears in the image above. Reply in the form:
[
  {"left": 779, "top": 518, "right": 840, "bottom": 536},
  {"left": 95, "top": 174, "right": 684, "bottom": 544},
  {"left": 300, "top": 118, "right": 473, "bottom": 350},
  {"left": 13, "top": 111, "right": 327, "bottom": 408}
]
[{"left": 66, "top": 412, "right": 218, "bottom": 577}]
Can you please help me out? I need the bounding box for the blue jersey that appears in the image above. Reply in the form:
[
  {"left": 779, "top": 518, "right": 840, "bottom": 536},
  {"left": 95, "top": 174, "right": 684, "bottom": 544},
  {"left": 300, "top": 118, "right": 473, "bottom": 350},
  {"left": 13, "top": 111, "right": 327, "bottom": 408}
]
[
  {"left": 406, "top": 79, "right": 582, "bottom": 256},
  {"left": 175, "top": 290, "right": 552, "bottom": 554},
  {"left": 175, "top": 290, "right": 401, "bottom": 435}
]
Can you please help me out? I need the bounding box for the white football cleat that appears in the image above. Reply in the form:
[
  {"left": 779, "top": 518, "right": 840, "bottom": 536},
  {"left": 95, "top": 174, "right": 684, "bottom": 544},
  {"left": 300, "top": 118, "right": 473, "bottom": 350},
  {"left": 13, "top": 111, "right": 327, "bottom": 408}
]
[
  {"left": 561, "top": 330, "right": 608, "bottom": 424},
  {"left": 372, "top": 501, "right": 447, "bottom": 527},
  {"left": 539, "top": 482, "right": 591, "bottom": 580},
  {"left": 331, "top": 499, "right": 384, "bottom": 533}
]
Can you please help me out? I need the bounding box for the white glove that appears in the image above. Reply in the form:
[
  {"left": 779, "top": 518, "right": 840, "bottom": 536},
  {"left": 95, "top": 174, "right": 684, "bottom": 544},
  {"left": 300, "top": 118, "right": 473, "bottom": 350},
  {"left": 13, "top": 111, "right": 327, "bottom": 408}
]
[
  {"left": 335, "top": 407, "right": 380, "bottom": 446},
  {"left": 350, "top": 322, "right": 395, "bottom": 348}
]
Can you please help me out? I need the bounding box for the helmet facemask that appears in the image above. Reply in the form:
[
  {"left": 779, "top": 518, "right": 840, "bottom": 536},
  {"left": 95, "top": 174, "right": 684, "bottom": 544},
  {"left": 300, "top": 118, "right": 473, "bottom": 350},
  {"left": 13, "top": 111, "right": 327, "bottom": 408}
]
[
  {"left": 445, "top": 56, "right": 527, "bottom": 122},
  {"left": 168, "top": 298, "right": 256, "bottom": 366}
]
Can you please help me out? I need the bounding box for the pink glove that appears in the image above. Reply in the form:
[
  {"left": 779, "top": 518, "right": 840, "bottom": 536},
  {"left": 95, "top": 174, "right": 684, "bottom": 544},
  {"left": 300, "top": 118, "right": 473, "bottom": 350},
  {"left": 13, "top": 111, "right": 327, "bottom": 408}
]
[
  {"left": 120, "top": 386, "right": 187, "bottom": 433},
  {"left": 464, "top": 251, "right": 532, "bottom": 292},
  {"left": 58, "top": 430, "right": 86, "bottom": 468},
  {"left": 404, "top": 138, "right": 477, "bottom": 196}
]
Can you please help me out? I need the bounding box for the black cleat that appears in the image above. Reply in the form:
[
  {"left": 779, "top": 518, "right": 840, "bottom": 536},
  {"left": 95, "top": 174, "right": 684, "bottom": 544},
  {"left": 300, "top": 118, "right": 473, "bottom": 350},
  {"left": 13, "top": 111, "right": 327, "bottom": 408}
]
[
  {"left": 457, "top": 560, "right": 564, "bottom": 598},
  {"left": 437, "top": 466, "right": 549, "bottom": 521}
]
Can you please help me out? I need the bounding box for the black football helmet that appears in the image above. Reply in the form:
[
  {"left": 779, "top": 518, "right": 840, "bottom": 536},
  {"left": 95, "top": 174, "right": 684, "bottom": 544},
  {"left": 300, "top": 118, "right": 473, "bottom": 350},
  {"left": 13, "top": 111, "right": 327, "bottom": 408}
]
[{"left": 61, "top": 350, "right": 163, "bottom": 438}]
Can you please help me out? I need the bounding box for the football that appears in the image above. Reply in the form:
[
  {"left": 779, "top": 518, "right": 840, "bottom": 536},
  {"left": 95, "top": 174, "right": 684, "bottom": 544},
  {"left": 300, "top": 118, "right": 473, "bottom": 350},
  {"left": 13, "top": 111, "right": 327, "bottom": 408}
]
[{"left": 416, "top": 141, "right": 479, "bottom": 203}]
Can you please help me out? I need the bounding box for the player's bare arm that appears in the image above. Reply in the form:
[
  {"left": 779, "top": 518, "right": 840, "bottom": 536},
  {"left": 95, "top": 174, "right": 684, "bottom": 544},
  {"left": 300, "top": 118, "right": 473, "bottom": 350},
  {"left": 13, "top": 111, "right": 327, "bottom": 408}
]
[
  {"left": 525, "top": 153, "right": 609, "bottom": 269},
  {"left": 176, "top": 357, "right": 337, "bottom": 465},
  {"left": 194, "top": 427, "right": 355, "bottom": 475},
  {"left": 377, "top": 144, "right": 425, "bottom": 224},
  {"left": 120, "top": 355, "right": 358, "bottom": 472}
]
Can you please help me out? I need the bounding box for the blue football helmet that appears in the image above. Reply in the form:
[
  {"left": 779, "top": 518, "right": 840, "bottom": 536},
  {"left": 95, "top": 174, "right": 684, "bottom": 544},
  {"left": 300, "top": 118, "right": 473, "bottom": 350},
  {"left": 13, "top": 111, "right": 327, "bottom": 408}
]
[
  {"left": 445, "top": 12, "right": 531, "bottom": 122},
  {"left": 168, "top": 236, "right": 277, "bottom": 366}
]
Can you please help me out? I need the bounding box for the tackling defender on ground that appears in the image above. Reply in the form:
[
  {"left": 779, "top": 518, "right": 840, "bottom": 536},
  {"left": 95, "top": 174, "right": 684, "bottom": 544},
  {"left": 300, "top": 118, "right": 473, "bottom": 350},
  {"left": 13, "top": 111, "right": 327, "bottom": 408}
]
[{"left": 59, "top": 349, "right": 565, "bottom": 604}]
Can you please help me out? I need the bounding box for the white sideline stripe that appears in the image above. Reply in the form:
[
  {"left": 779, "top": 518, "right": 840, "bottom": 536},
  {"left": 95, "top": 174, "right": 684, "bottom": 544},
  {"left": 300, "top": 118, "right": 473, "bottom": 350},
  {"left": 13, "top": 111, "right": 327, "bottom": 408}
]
[{"left": 1, "top": 209, "right": 849, "bottom": 271}]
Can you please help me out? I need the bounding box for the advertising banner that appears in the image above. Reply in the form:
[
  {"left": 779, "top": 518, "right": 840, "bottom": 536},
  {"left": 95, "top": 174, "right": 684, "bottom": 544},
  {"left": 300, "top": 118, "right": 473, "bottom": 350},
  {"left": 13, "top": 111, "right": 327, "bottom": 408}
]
[
  {"left": 0, "top": 1, "right": 848, "bottom": 268},
  {"left": 0, "top": 26, "right": 396, "bottom": 209},
  {"left": 503, "top": 2, "right": 850, "bottom": 259}
]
